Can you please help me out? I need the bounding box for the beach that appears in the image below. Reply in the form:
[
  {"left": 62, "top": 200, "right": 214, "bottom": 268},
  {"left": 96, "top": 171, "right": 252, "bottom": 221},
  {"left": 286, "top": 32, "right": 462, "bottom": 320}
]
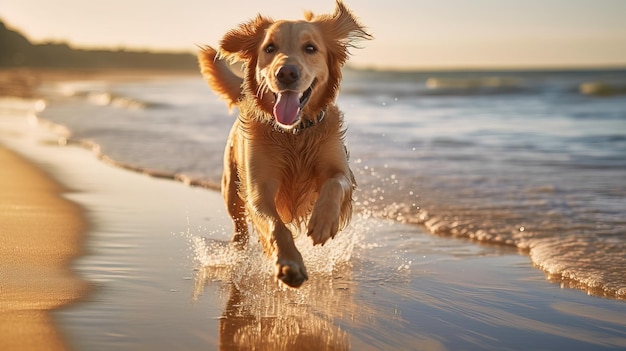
[{"left": 1, "top": 70, "right": 625, "bottom": 350}]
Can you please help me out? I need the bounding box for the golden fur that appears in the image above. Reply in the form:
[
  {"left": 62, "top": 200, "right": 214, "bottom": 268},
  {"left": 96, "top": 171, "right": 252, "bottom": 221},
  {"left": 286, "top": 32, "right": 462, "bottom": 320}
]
[{"left": 198, "top": 1, "right": 370, "bottom": 287}]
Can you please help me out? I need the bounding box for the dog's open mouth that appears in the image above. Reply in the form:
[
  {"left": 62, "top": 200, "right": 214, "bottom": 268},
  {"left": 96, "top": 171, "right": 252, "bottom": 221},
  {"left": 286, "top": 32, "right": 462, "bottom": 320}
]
[{"left": 273, "top": 82, "right": 314, "bottom": 127}]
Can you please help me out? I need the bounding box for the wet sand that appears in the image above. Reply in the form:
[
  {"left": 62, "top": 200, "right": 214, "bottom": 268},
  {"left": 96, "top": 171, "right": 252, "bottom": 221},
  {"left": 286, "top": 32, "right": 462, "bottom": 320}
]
[
  {"left": 0, "top": 146, "right": 89, "bottom": 351},
  {"left": 1, "top": 73, "right": 625, "bottom": 350}
]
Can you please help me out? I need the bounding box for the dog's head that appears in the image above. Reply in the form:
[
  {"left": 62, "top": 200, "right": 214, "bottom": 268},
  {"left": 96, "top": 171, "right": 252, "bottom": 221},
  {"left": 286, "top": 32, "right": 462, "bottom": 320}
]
[{"left": 215, "top": 1, "right": 370, "bottom": 130}]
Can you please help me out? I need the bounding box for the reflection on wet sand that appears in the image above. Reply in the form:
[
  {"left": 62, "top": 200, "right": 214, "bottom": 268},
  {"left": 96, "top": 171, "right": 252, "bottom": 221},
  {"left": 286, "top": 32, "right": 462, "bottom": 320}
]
[
  {"left": 219, "top": 277, "right": 350, "bottom": 350},
  {"left": 193, "top": 237, "right": 357, "bottom": 351}
]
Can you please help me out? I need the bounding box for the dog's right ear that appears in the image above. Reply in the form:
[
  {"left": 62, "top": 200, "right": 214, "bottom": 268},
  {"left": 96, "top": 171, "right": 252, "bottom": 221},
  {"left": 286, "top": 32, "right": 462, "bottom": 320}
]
[{"left": 219, "top": 15, "right": 274, "bottom": 61}]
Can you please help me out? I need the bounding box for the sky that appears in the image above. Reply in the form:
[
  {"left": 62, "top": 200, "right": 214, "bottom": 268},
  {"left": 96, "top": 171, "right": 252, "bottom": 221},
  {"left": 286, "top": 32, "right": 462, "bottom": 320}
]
[{"left": 1, "top": 0, "right": 625, "bottom": 70}]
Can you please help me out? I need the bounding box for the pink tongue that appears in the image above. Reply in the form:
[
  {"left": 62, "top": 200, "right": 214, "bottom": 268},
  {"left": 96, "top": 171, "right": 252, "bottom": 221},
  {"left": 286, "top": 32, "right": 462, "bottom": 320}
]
[{"left": 273, "top": 91, "right": 300, "bottom": 126}]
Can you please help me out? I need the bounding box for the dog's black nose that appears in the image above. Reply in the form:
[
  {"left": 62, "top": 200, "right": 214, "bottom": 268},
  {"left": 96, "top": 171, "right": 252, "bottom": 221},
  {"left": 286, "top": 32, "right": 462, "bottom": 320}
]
[{"left": 276, "top": 65, "right": 300, "bottom": 85}]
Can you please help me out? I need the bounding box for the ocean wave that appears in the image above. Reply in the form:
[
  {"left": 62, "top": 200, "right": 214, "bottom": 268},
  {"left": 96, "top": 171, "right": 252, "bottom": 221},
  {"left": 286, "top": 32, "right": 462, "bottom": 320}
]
[
  {"left": 341, "top": 76, "right": 528, "bottom": 98},
  {"left": 529, "top": 237, "right": 626, "bottom": 299},
  {"left": 579, "top": 82, "right": 626, "bottom": 97},
  {"left": 369, "top": 202, "right": 626, "bottom": 300},
  {"left": 425, "top": 76, "right": 525, "bottom": 95},
  {"left": 35, "top": 115, "right": 220, "bottom": 190},
  {"left": 52, "top": 83, "right": 167, "bottom": 109},
  {"left": 80, "top": 91, "right": 166, "bottom": 109},
  {"left": 85, "top": 92, "right": 147, "bottom": 109},
  {"left": 340, "top": 83, "right": 422, "bottom": 98}
]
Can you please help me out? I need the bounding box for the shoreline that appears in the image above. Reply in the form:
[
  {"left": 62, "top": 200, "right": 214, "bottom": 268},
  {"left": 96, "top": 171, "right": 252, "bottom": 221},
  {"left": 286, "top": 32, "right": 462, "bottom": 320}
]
[{"left": 0, "top": 146, "right": 90, "bottom": 351}]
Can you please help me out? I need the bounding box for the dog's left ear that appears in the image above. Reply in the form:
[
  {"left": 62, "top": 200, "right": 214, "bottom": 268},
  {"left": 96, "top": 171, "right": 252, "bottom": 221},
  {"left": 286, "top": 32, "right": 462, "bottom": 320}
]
[
  {"left": 313, "top": 1, "right": 372, "bottom": 61},
  {"left": 219, "top": 15, "right": 274, "bottom": 61}
]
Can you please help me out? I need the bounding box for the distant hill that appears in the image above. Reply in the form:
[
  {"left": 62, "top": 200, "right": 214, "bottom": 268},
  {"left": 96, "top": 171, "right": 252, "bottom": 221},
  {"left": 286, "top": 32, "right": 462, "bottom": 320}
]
[{"left": 0, "top": 19, "right": 198, "bottom": 70}]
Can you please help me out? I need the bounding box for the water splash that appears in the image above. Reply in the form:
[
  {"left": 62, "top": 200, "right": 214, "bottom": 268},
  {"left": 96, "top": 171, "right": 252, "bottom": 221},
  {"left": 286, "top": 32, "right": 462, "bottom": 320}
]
[
  {"left": 187, "top": 212, "right": 367, "bottom": 287},
  {"left": 181, "top": 217, "right": 370, "bottom": 351}
]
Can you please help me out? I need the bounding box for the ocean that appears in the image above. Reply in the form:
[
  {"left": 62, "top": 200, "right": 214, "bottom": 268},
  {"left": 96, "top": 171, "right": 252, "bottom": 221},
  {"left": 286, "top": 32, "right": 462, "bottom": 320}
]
[{"left": 35, "top": 68, "right": 626, "bottom": 300}]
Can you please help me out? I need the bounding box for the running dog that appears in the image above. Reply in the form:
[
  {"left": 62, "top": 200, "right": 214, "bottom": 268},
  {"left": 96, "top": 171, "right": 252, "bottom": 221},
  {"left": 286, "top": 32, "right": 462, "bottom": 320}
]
[{"left": 198, "top": 1, "right": 370, "bottom": 287}]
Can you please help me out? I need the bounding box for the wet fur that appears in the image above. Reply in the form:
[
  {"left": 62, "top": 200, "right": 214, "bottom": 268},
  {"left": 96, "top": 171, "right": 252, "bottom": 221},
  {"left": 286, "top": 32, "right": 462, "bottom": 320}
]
[{"left": 198, "top": 1, "right": 370, "bottom": 287}]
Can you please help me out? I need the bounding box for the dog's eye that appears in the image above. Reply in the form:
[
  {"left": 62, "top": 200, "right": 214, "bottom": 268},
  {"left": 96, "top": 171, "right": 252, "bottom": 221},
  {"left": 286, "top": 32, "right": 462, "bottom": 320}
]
[
  {"left": 264, "top": 44, "right": 276, "bottom": 54},
  {"left": 304, "top": 44, "right": 317, "bottom": 54}
]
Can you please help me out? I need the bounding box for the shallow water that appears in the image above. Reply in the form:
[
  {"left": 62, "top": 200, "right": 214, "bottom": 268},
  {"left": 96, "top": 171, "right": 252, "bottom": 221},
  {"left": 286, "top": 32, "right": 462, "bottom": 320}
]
[{"left": 33, "top": 69, "right": 626, "bottom": 299}]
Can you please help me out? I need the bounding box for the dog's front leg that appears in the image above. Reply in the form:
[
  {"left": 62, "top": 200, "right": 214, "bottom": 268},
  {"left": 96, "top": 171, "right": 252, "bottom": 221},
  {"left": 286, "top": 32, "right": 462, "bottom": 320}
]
[
  {"left": 249, "top": 180, "right": 308, "bottom": 288},
  {"left": 308, "top": 173, "right": 353, "bottom": 246}
]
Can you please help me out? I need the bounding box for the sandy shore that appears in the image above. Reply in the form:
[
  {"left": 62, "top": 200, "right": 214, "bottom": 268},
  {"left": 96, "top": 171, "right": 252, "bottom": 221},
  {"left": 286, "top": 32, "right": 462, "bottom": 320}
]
[
  {"left": 1, "top": 71, "right": 625, "bottom": 350},
  {"left": 0, "top": 146, "right": 89, "bottom": 351}
]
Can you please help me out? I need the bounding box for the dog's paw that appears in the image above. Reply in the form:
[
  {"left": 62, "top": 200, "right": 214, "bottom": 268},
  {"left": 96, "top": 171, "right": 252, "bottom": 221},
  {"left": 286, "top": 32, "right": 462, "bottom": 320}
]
[
  {"left": 307, "top": 202, "right": 340, "bottom": 246},
  {"left": 276, "top": 259, "right": 308, "bottom": 288}
]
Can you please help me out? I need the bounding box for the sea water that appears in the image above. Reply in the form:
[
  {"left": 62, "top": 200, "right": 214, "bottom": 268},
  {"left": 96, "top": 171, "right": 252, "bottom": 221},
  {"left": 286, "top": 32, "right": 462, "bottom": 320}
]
[{"left": 36, "top": 68, "right": 626, "bottom": 299}]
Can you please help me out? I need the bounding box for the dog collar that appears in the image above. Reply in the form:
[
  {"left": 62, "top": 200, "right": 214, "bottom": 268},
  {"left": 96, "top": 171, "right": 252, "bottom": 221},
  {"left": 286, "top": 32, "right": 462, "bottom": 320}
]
[{"left": 291, "top": 109, "right": 326, "bottom": 135}]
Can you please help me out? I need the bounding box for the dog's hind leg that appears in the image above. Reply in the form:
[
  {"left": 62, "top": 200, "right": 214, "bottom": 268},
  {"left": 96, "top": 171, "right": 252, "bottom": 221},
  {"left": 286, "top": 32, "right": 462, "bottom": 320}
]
[{"left": 222, "top": 123, "right": 248, "bottom": 247}]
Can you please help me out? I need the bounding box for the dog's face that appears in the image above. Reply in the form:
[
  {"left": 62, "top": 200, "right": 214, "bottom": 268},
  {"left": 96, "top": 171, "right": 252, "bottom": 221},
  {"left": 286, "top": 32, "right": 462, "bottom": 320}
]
[
  {"left": 218, "top": 1, "right": 371, "bottom": 130},
  {"left": 256, "top": 21, "right": 329, "bottom": 128}
]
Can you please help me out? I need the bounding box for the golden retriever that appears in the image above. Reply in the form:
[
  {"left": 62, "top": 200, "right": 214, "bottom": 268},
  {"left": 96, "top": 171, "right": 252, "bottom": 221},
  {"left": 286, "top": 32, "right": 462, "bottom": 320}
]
[{"left": 198, "top": 1, "right": 370, "bottom": 287}]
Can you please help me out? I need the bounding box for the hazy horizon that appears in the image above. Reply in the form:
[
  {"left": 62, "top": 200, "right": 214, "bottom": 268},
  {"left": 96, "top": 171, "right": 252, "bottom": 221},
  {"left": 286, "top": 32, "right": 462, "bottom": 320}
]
[{"left": 2, "top": 0, "right": 625, "bottom": 70}]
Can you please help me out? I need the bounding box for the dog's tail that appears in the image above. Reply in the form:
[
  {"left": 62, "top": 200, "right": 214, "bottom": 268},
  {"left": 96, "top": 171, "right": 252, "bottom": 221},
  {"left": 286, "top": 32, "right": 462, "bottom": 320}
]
[{"left": 198, "top": 46, "right": 244, "bottom": 110}]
